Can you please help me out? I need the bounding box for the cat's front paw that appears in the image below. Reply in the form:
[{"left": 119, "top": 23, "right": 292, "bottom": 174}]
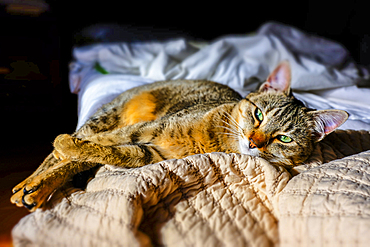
[
  {"left": 11, "top": 177, "right": 47, "bottom": 211},
  {"left": 10, "top": 159, "right": 73, "bottom": 212},
  {"left": 53, "top": 134, "right": 82, "bottom": 160}
]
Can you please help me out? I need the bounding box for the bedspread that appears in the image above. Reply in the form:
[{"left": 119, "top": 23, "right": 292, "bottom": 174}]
[{"left": 12, "top": 130, "right": 370, "bottom": 247}]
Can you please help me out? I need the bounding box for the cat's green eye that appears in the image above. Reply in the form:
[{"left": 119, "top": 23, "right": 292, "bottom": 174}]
[
  {"left": 277, "top": 135, "right": 292, "bottom": 143},
  {"left": 255, "top": 108, "right": 263, "bottom": 122}
]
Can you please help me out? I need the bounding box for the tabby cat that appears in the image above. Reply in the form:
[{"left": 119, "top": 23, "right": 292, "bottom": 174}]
[{"left": 11, "top": 61, "right": 348, "bottom": 211}]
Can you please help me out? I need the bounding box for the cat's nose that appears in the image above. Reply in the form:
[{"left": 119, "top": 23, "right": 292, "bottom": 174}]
[
  {"left": 249, "top": 139, "right": 258, "bottom": 149},
  {"left": 249, "top": 136, "right": 267, "bottom": 149}
]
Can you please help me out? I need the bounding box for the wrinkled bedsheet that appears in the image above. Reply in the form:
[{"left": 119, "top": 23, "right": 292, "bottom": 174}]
[{"left": 12, "top": 130, "right": 370, "bottom": 247}]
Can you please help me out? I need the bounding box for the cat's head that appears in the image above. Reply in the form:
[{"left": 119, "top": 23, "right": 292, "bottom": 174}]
[{"left": 232, "top": 61, "right": 348, "bottom": 167}]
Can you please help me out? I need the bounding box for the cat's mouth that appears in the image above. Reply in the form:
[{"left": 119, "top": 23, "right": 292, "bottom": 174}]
[
  {"left": 238, "top": 137, "right": 259, "bottom": 156},
  {"left": 248, "top": 139, "right": 258, "bottom": 149}
]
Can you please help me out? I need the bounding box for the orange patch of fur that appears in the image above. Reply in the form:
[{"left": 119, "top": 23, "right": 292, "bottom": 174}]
[
  {"left": 120, "top": 92, "right": 158, "bottom": 126},
  {"left": 249, "top": 131, "right": 267, "bottom": 148}
]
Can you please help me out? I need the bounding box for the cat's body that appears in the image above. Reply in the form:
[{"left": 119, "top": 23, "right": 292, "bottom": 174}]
[
  {"left": 69, "top": 79, "right": 243, "bottom": 165},
  {"left": 11, "top": 61, "right": 348, "bottom": 211}
]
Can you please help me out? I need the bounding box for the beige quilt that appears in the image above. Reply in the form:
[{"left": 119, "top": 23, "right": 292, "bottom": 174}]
[{"left": 12, "top": 130, "right": 370, "bottom": 247}]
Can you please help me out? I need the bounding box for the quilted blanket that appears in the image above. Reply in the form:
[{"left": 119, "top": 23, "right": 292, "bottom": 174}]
[{"left": 12, "top": 130, "right": 370, "bottom": 247}]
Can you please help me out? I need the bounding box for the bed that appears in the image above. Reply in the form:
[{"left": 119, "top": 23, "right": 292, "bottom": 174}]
[{"left": 11, "top": 22, "right": 370, "bottom": 247}]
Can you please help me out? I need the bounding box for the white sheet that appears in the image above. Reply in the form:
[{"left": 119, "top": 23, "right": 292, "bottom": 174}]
[{"left": 69, "top": 22, "right": 370, "bottom": 131}]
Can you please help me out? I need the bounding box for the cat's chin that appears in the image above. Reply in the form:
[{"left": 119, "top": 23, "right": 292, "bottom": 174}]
[{"left": 238, "top": 138, "right": 260, "bottom": 157}]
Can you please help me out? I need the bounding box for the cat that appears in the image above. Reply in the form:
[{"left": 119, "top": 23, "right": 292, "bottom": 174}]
[{"left": 11, "top": 61, "right": 348, "bottom": 211}]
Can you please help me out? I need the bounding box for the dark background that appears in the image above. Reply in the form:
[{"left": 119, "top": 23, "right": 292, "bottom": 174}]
[
  {"left": 2, "top": 1, "right": 370, "bottom": 151},
  {"left": 0, "top": 0, "right": 369, "bottom": 244}
]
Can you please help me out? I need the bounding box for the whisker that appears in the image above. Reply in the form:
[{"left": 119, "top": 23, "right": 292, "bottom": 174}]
[
  {"left": 222, "top": 112, "right": 246, "bottom": 139},
  {"left": 217, "top": 132, "right": 239, "bottom": 141},
  {"left": 224, "top": 112, "right": 243, "bottom": 132},
  {"left": 218, "top": 124, "right": 239, "bottom": 135},
  {"left": 218, "top": 110, "right": 248, "bottom": 143},
  {"left": 220, "top": 118, "right": 240, "bottom": 133},
  {"left": 224, "top": 111, "right": 237, "bottom": 122},
  {"left": 217, "top": 131, "right": 239, "bottom": 137},
  {"left": 224, "top": 112, "right": 238, "bottom": 126}
]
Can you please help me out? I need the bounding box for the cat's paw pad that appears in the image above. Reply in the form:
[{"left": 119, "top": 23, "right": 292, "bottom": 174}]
[
  {"left": 11, "top": 170, "right": 62, "bottom": 212},
  {"left": 11, "top": 178, "right": 45, "bottom": 211},
  {"left": 12, "top": 179, "right": 27, "bottom": 195},
  {"left": 11, "top": 187, "right": 28, "bottom": 208},
  {"left": 54, "top": 134, "right": 81, "bottom": 160}
]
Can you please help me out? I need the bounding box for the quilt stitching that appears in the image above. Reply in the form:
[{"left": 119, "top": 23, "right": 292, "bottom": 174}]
[
  {"left": 39, "top": 203, "right": 126, "bottom": 246},
  {"left": 159, "top": 157, "right": 225, "bottom": 245},
  {"left": 207, "top": 155, "right": 278, "bottom": 243}
]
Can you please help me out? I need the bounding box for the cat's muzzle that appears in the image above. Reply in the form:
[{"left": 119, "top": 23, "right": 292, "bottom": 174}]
[{"left": 249, "top": 139, "right": 258, "bottom": 149}]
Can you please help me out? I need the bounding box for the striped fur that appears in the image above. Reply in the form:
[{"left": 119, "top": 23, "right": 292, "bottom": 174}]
[{"left": 11, "top": 62, "right": 348, "bottom": 211}]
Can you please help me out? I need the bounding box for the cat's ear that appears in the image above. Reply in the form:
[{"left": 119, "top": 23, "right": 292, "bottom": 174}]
[
  {"left": 309, "top": 110, "right": 349, "bottom": 142},
  {"left": 259, "top": 61, "right": 291, "bottom": 94}
]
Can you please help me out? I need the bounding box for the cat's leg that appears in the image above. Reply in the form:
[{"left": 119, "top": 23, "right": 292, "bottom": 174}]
[
  {"left": 11, "top": 139, "right": 100, "bottom": 211},
  {"left": 74, "top": 106, "right": 122, "bottom": 139},
  {"left": 11, "top": 153, "right": 58, "bottom": 196},
  {"left": 11, "top": 159, "right": 96, "bottom": 211},
  {"left": 54, "top": 134, "right": 166, "bottom": 168},
  {"left": 11, "top": 130, "right": 162, "bottom": 211},
  {"left": 10, "top": 124, "right": 104, "bottom": 210},
  {"left": 11, "top": 153, "right": 61, "bottom": 209},
  {"left": 11, "top": 133, "right": 162, "bottom": 211},
  {"left": 11, "top": 105, "right": 122, "bottom": 210},
  {"left": 9, "top": 126, "right": 106, "bottom": 210}
]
